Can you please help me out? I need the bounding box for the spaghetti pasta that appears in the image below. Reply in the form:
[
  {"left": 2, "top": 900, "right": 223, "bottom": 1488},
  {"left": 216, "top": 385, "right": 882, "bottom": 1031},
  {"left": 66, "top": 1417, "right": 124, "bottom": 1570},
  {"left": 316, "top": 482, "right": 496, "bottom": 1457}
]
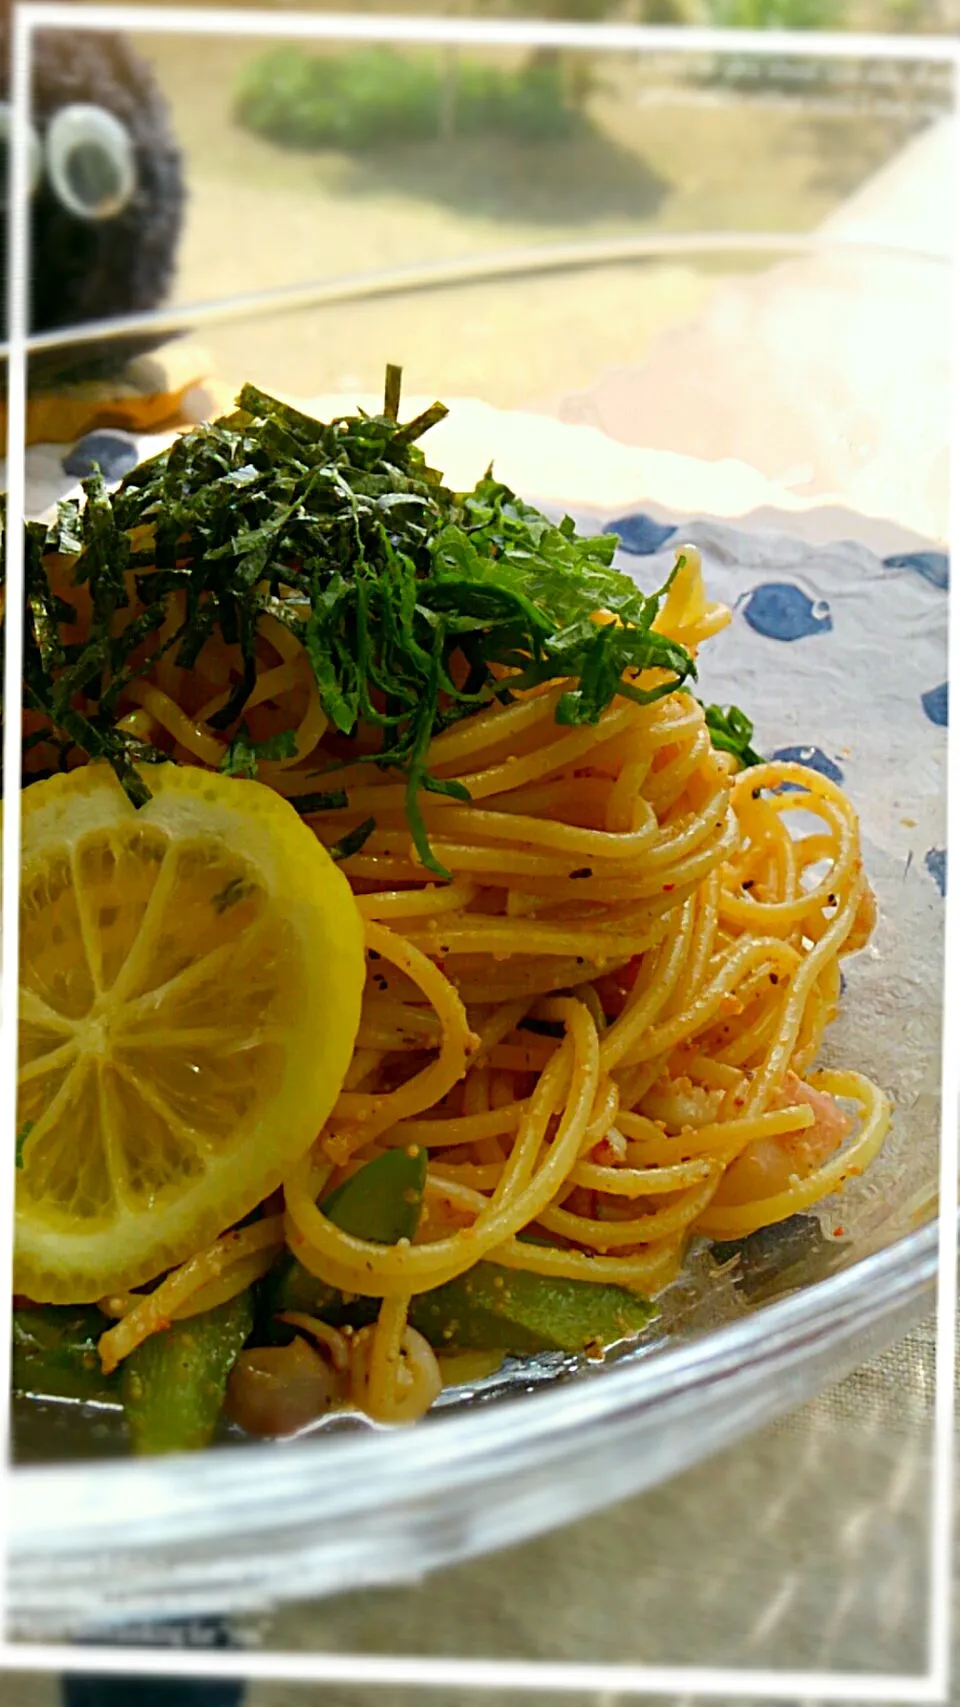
[
  {"left": 82, "top": 556, "right": 888, "bottom": 1420},
  {"left": 14, "top": 382, "right": 892, "bottom": 1437}
]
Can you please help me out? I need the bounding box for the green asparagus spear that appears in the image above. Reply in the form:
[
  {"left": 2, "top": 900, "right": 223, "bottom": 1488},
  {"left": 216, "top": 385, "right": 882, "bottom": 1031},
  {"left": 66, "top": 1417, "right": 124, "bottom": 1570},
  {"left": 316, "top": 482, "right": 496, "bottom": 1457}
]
[
  {"left": 265, "top": 1145, "right": 427, "bottom": 1323},
  {"left": 407, "top": 1261, "right": 656, "bottom": 1355},
  {"left": 267, "top": 1147, "right": 655, "bottom": 1358},
  {"left": 275, "top": 1255, "right": 654, "bottom": 1357},
  {"left": 121, "top": 1291, "right": 255, "bottom": 1455},
  {"left": 322, "top": 1144, "right": 427, "bottom": 1242},
  {"left": 12, "top": 1305, "right": 118, "bottom": 1406}
]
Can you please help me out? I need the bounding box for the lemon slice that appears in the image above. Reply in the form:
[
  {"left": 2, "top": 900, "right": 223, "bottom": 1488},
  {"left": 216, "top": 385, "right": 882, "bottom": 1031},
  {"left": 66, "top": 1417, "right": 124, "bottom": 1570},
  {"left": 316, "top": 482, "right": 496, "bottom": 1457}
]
[{"left": 15, "top": 763, "right": 365, "bottom": 1303}]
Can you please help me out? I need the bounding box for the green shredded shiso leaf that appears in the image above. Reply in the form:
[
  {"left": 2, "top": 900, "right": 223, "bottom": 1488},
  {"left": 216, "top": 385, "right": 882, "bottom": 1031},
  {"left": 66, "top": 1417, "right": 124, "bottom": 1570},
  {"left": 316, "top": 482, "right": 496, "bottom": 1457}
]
[
  {"left": 4, "top": 370, "right": 757, "bottom": 874},
  {"left": 219, "top": 723, "right": 298, "bottom": 778},
  {"left": 701, "top": 702, "right": 763, "bottom": 769}
]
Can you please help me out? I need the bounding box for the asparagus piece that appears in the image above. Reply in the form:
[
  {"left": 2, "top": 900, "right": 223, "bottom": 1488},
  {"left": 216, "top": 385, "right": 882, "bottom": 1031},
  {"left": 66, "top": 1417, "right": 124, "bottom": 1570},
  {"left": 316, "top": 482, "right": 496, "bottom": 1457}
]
[
  {"left": 267, "top": 1147, "right": 655, "bottom": 1357},
  {"left": 121, "top": 1291, "right": 255, "bottom": 1455},
  {"left": 12, "top": 1305, "right": 118, "bottom": 1406},
  {"left": 264, "top": 1145, "right": 426, "bottom": 1323}
]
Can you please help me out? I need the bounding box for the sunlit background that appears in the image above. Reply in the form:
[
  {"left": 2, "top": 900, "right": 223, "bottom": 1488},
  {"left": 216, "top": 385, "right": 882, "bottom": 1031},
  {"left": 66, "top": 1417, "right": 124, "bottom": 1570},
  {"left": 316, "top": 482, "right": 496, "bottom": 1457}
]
[
  {"left": 39, "top": 0, "right": 934, "bottom": 537},
  {"left": 128, "top": 1, "right": 949, "bottom": 403}
]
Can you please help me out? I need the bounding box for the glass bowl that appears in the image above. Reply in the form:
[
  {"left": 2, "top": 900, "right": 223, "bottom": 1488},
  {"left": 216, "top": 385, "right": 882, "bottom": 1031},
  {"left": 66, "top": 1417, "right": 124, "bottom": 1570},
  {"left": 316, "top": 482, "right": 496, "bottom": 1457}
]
[
  {"left": 8, "top": 1219, "right": 938, "bottom": 1642},
  {"left": 6, "top": 238, "right": 946, "bottom": 1643}
]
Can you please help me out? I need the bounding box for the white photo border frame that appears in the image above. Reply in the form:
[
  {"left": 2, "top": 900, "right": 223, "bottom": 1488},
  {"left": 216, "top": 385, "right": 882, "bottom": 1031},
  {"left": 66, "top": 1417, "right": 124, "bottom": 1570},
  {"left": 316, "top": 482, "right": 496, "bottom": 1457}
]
[{"left": 0, "top": 11, "right": 956, "bottom": 1700}]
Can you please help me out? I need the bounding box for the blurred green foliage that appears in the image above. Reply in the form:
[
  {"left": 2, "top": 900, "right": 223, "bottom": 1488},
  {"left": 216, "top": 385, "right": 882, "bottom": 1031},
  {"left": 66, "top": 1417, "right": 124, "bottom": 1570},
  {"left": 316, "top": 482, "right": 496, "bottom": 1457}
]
[
  {"left": 234, "top": 45, "right": 587, "bottom": 151},
  {"left": 701, "top": 0, "right": 839, "bottom": 22}
]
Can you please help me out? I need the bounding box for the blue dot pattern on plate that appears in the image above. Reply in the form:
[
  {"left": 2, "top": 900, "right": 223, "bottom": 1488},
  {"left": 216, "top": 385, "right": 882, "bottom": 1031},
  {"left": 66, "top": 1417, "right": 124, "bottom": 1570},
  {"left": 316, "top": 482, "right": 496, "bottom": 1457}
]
[
  {"left": 882, "top": 550, "right": 949, "bottom": 592},
  {"left": 769, "top": 746, "right": 845, "bottom": 785},
  {"left": 62, "top": 430, "right": 139, "bottom": 483},
  {"left": 740, "top": 582, "right": 832, "bottom": 641},
  {"left": 924, "top": 848, "right": 946, "bottom": 896},
  {"left": 604, "top": 511, "right": 677, "bottom": 557},
  {"left": 921, "top": 682, "right": 948, "bottom": 726}
]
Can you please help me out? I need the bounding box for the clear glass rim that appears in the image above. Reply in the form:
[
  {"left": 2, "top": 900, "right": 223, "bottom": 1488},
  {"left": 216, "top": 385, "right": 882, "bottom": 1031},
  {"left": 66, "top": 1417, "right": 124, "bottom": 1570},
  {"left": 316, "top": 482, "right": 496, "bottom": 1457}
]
[
  {"left": 7, "top": 1215, "right": 938, "bottom": 1637},
  {"left": 4, "top": 230, "right": 946, "bottom": 370}
]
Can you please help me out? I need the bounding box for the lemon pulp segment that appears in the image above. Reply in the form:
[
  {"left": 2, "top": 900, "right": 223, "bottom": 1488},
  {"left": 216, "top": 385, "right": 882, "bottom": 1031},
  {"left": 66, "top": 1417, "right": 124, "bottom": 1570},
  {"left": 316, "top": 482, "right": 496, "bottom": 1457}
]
[{"left": 15, "top": 763, "right": 366, "bottom": 1303}]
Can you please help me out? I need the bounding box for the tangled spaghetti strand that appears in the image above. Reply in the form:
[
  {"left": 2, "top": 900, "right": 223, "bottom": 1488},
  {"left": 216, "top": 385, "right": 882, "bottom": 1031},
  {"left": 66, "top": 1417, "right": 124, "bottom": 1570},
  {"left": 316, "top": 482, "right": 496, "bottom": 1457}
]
[{"left": 33, "top": 546, "right": 889, "bottom": 1424}]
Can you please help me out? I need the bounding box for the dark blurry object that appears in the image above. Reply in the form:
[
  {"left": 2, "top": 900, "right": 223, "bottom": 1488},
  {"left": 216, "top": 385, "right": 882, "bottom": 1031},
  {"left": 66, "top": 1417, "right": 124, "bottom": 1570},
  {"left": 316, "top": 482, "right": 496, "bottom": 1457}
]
[
  {"left": 0, "top": 9, "right": 185, "bottom": 385},
  {"left": 61, "top": 1617, "right": 246, "bottom": 1707},
  {"left": 62, "top": 426, "right": 139, "bottom": 479},
  {"left": 61, "top": 1679, "right": 245, "bottom": 1707}
]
